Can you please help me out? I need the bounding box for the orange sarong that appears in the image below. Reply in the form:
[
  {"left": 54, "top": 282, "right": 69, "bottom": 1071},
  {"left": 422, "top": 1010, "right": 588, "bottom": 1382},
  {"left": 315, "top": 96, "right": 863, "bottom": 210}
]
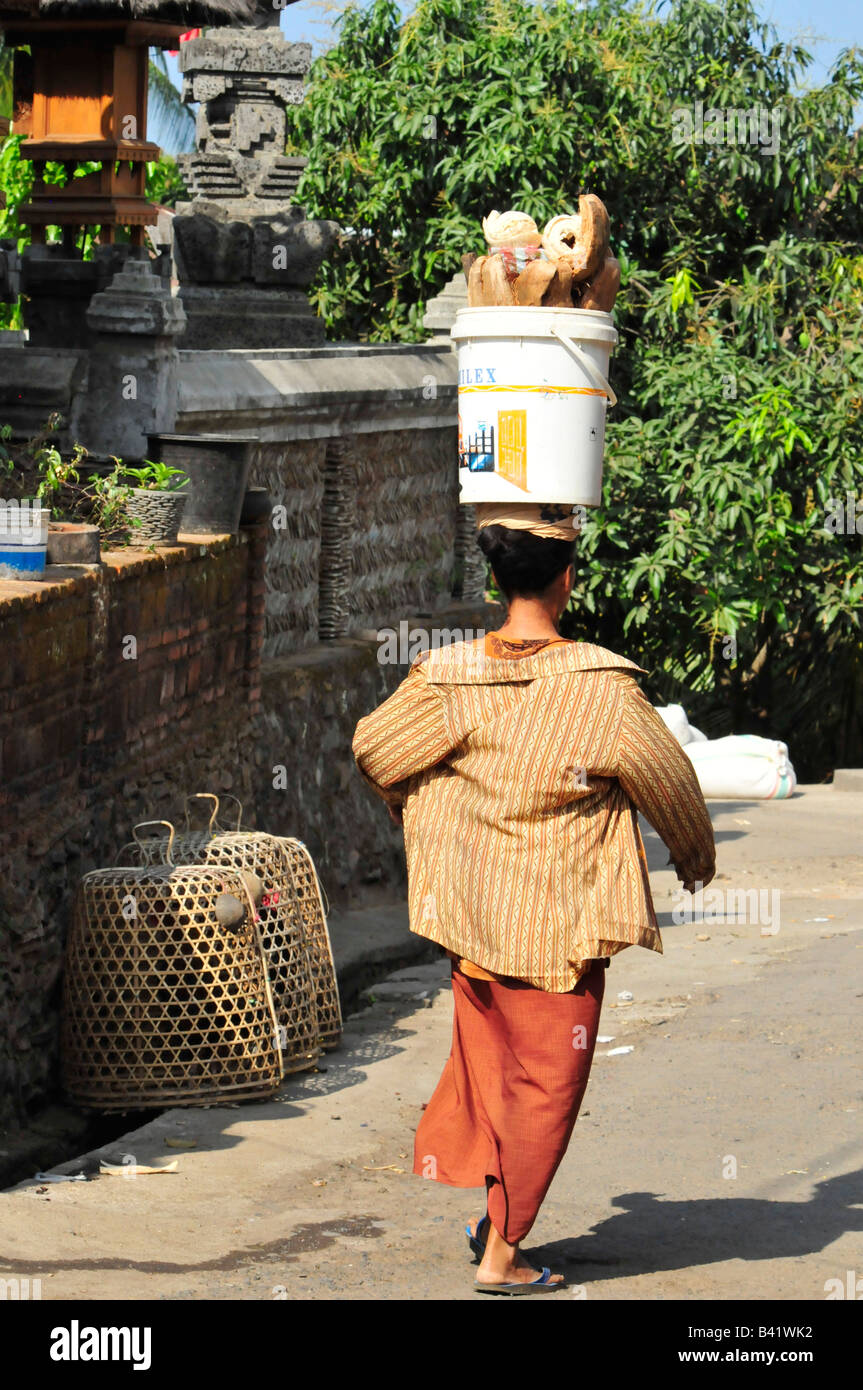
[{"left": 413, "top": 959, "right": 606, "bottom": 1243}]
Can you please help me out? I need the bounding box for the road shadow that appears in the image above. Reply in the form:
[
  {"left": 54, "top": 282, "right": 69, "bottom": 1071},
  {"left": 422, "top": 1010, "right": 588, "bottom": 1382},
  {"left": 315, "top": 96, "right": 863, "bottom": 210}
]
[{"left": 530, "top": 1168, "right": 863, "bottom": 1282}]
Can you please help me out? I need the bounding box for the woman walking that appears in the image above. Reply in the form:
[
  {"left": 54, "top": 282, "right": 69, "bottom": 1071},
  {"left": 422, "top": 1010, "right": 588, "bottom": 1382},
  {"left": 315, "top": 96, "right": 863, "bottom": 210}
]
[{"left": 352, "top": 504, "right": 715, "bottom": 1294}]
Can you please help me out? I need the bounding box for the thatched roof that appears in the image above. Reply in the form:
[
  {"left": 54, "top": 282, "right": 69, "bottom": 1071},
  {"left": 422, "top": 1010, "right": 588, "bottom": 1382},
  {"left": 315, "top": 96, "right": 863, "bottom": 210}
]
[{"left": 1, "top": 0, "right": 261, "bottom": 22}]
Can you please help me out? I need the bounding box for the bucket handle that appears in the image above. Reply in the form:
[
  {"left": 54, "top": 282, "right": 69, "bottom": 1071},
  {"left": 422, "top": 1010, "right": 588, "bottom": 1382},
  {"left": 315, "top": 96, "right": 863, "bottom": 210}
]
[
  {"left": 131, "top": 820, "right": 176, "bottom": 866},
  {"left": 549, "top": 327, "right": 618, "bottom": 407}
]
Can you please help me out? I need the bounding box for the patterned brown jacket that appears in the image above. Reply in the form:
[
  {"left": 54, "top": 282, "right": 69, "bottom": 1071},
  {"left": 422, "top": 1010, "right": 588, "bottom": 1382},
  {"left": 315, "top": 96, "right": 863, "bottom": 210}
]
[{"left": 352, "top": 637, "right": 716, "bottom": 991}]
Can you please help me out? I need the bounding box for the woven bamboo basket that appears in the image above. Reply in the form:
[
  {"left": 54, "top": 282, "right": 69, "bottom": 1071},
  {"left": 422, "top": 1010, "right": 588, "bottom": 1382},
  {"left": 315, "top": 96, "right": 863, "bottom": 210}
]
[
  {"left": 62, "top": 831, "right": 283, "bottom": 1110},
  {"left": 276, "top": 836, "right": 342, "bottom": 1051},
  {"left": 209, "top": 797, "right": 342, "bottom": 1052},
  {"left": 120, "top": 796, "right": 339, "bottom": 1067}
]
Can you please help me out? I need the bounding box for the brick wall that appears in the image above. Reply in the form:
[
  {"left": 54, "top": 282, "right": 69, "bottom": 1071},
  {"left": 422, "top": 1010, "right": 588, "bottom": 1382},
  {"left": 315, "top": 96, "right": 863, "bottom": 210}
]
[
  {"left": 0, "top": 524, "right": 497, "bottom": 1125},
  {"left": 0, "top": 528, "right": 268, "bottom": 1127}
]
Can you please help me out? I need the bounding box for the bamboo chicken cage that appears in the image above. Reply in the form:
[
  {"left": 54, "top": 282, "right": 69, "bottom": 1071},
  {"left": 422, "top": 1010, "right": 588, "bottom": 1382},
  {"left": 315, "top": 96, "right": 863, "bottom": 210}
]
[
  {"left": 121, "top": 795, "right": 342, "bottom": 1065},
  {"left": 275, "top": 835, "right": 342, "bottom": 1052},
  {"left": 61, "top": 833, "right": 283, "bottom": 1110}
]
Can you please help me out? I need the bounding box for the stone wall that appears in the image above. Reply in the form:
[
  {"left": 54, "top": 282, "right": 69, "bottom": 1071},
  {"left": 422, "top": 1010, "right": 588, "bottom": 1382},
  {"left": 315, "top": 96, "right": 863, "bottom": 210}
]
[
  {"left": 349, "top": 426, "right": 458, "bottom": 636},
  {"left": 251, "top": 437, "right": 325, "bottom": 654},
  {"left": 244, "top": 426, "right": 458, "bottom": 655},
  {"left": 175, "top": 343, "right": 465, "bottom": 654},
  {"left": 0, "top": 339, "right": 492, "bottom": 1127}
]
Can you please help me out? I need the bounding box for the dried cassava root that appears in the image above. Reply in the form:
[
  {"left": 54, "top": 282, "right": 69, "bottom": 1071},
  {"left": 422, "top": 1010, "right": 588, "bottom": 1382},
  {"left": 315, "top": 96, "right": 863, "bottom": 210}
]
[
  {"left": 514, "top": 259, "right": 556, "bottom": 305},
  {"left": 579, "top": 255, "right": 621, "bottom": 313},
  {"left": 542, "top": 195, "right": 610, "bottom": 283},
  {"left": 482, "top": 209, "right": 540, "bottom": 249},
  {"left": 465, "top": 196, "right": 620, "bottom": 313},
  {"left": 468, "top": 255, "right": 516, "bottom": 306}
]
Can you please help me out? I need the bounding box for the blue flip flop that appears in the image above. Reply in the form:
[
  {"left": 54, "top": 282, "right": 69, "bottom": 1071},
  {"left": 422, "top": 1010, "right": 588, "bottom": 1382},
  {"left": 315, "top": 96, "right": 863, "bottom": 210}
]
[
  {"left": 476, "top": 1267, "right": 564, "bottom": 1296},
  {"left": 466, "top": 1214, "right": 490, "bottom": 1261}
]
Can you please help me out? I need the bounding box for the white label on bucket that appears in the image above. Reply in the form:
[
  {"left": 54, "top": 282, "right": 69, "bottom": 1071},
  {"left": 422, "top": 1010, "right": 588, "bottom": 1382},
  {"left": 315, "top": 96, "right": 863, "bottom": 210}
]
[{"left": 458, "top": 418, "right": 495, "bottom": 475}]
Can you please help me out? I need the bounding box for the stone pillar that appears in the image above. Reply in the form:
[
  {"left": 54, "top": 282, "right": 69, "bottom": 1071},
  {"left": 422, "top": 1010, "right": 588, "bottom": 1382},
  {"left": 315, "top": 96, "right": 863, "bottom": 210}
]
[
  {"left": 422, "top": 270, "right": 469, "bottom": 344},
  {"left": 80, "top": 260, "right": 187, "bottom": 461},
  {"left": 172, "top": 18, "right": 338, "bottom": 349}
]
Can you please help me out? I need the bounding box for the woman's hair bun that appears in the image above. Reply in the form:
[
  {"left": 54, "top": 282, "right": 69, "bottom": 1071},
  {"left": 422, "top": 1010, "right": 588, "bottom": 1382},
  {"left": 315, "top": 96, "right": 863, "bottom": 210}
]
[{"left": 476, "top": 525, "right": 575, "bottom": 599}]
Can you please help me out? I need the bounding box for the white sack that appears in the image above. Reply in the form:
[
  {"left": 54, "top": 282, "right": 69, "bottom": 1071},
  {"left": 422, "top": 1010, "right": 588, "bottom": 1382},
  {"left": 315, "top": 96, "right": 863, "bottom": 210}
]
[
  {"left": 654, "top": 704, "right": 694, "bottom": 746},
  {"left": 682, "top": 734, "right": 797, "bottom": 800}
]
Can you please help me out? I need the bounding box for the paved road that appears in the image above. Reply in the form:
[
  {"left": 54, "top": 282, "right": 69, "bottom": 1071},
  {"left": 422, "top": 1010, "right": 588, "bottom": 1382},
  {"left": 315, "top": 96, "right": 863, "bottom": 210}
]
[{"left": 2, "top": 788, "right": 861, "bottom": 1301}]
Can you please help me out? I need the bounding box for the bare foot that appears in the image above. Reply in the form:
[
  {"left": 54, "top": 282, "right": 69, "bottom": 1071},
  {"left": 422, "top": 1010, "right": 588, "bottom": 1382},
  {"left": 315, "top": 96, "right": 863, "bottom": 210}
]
[{"left": 475, "top": 1221, "right": 564, "bottom": 1286}]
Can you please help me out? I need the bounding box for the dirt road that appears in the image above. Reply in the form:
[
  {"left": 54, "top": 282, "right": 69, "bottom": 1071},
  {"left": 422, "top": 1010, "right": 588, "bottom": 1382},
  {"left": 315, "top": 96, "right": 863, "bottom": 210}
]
[{"left": 2, "top": 787, "right": 861, "bottom": 1301}]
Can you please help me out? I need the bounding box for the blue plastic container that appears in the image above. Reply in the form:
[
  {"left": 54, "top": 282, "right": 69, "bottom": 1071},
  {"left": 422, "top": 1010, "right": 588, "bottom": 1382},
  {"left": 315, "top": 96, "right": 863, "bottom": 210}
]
[
  {"left": 0, "top": 543, "right": 48, "bottom": 579},
  {"left": 0, "top": 503, "right": 49, "bottom": 578}
]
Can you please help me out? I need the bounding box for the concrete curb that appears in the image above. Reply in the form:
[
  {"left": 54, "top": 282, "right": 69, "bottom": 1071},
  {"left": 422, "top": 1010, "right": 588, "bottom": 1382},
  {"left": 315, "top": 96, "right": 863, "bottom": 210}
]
[
  {"left": 832, "top": 769, "right": 863, "bottom": 792},
  {"left": 327, "top": 902, "right": 440, "bottom": 1016}
]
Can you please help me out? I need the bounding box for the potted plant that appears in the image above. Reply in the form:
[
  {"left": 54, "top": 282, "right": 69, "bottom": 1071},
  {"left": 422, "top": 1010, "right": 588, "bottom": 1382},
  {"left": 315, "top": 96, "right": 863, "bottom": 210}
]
[
  {"left": 2, "top": 420, "right": 135, "bottom": 562},
  {"left": 122, "top": 461, "right": 190, "bottom": 546}
]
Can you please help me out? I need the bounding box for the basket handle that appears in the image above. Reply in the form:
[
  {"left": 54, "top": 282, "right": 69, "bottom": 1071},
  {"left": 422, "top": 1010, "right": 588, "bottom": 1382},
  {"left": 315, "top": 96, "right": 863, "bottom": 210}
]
[
  {"left": 183, "top": 793, "right": 220, "bottom": 833},
  {"left": 131, "top": 820, "right": 176, "bottom": 866},
  {"left": 549, "top": 326, "right": 618, "bottom": 406},
  {"left": 215, "top": 793, "right": 244, "bottom": 832}
]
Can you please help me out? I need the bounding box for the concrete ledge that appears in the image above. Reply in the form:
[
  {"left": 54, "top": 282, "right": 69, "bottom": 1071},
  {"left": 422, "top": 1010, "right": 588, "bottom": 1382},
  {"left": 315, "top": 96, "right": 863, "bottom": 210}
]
[
  {"left": 177, "top": 341, "right": 457, "bottom": 440},
  {"left": 833, "top": 769, "right": 863, "bottom": 791}
]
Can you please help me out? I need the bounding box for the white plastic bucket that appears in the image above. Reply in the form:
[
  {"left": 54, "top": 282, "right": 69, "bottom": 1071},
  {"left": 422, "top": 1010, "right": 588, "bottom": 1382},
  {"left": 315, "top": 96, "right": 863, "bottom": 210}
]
[
  {"left": 0, "top": 503, "right": 49, "bottom": 578},
  {"left": 451, "top": 306, "right": 618, "bottom": 506}
]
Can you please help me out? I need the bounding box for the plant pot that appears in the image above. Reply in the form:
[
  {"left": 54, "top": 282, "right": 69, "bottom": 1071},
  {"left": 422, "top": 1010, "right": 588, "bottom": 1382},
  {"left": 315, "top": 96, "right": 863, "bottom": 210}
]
[
  {"left": 125, "top": 489, "right": 188, "bottom": 546},
  {"left": 239, "top": 486, "right": 273, "bottom": 526},
  {"left": 47, "top": 522, "right": 101, "bottom": 566},
  {"left": 146, "top": 433, "right": 256, "bottom": 537}
]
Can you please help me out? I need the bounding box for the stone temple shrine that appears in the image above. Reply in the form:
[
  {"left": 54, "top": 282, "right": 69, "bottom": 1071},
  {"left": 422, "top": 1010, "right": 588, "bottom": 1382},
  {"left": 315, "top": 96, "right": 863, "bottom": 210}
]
[{"left": 172, "top": 5, "right": 339, "bottom": 348}]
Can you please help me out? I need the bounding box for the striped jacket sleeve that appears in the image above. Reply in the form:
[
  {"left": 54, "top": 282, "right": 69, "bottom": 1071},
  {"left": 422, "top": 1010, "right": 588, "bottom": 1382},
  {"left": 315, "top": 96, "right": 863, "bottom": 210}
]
[
  {"left": 613, "top": 674, "right": 716, "bottom": 887},
  {"left": 352, "top": 662, "right": 456, "bottom": 807}
]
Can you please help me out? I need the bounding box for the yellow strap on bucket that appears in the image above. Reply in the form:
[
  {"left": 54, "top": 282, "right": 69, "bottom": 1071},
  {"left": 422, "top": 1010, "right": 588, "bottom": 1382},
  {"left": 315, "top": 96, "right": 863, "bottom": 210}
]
[{"left": 459, "top": 383, "right": 606, "bottom": 396}]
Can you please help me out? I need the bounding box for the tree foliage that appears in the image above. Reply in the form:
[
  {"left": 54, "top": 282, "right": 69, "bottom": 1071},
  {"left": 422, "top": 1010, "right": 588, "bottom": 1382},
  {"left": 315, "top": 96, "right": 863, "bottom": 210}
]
[{"left": 292, "top": 0, "right": 863, "bottom": 778}]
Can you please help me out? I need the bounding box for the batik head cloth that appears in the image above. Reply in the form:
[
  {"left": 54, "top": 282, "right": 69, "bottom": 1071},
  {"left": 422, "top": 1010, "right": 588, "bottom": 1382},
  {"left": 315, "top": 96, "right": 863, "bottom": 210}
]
[{"left": 474, "top": 503, "right": 582, "bottom": 541}]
